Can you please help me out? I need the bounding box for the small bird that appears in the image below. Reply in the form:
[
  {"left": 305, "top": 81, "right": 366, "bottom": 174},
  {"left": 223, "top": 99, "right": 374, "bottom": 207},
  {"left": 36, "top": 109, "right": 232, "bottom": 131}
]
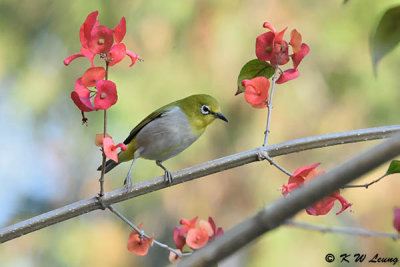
[{"left": 98, "top": 94, "right": 228, "bottom": 187}]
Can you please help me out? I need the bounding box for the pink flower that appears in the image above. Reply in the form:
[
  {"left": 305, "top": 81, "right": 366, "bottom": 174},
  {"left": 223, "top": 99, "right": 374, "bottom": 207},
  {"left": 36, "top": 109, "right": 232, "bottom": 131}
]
[
  {"left": 255, "top": 22, "right": 309, "bottom": 84},
  {"left": 127, "top": 223, "right": 154, "bottom": 256},
  {"left": 64, "top": 11, "right": 140, "bottom": 67},
  {"left": 208, "top": 217, "right": 224, "bottom": 240},
  {"left": 94, "top": 80, "right": 118, "bottom": 110},
  {"left": 102, "top": 137, "right": 126, "bottom": 163},
  {"left": 394, "top": 208, "right": 400, "bottom": 233},
  {"left": 282, "top": 163, "right": 352, "bottom": 216},
  {"left": 241, "top": 77, "right": 270, "bottom": 109},
  {"left": 186, "top": 220, "right": 214, "bottom": 249}
]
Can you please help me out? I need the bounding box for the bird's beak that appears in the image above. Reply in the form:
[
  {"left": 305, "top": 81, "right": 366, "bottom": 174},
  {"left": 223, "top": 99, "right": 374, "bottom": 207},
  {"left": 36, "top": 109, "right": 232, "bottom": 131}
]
[{"left": 213, "top": 112, "right": 228, "bottom": 122}]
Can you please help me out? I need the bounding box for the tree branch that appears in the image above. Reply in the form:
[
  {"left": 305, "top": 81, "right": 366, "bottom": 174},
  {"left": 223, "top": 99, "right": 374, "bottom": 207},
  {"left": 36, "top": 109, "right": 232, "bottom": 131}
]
[
  {"left": 1, "top": 125, "right": 399, "bottom": 243},
  {"left": 178, "top": 133, "right": 400, "bottom": 266},
  {"left": 284, "top": 220, "right": 400, "bottom": 239}
]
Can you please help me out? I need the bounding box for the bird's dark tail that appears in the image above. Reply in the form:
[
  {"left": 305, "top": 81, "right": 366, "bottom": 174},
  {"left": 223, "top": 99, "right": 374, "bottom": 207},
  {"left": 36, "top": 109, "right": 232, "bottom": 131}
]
[{"left": 97, "top": 159, "right": 119, "bottom": 173}]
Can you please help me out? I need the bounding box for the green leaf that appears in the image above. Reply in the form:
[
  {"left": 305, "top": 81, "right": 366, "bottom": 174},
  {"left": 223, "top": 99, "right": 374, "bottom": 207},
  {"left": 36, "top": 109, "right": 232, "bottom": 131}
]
[
  {"left": 343, "top": 0, "right": 349, "bottom": 4},
  {"left": 236, "top": 59, "right": 274, "bottom": 95},
  {"left": 370, "top": 5, "right": 400, "bottom": 74},
  {"left": 386, "top": 160, "right": 400, "bottom": 175}
]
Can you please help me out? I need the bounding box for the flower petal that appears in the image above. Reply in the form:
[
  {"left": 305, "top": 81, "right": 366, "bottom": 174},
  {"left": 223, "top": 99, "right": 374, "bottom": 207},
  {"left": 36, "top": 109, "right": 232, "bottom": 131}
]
[
  {"left": 290, "top": 29, "right": 302, "bottom": 54},
  {"left": 276, "top": 68, "right": 300, "bottom": 84},
  {"left": 81, "top": 11, "right": 99, "bottom": 48},
  {"left": 103, "top": 137, "right": 118, "bottom": 162},
  {"left": 199, "top": 220, "right": 214, "bottom": 237},
  {"left": 108, "top": 43, "right": 127, "bottom": 66},
  {"left": 94, "top": 133, "right": 111, "bottom": 147},
  {"left": 331, "top": 192, "right": 352, "bottom": 215},
  {"left": 289, "top": 163, "right": 321, "bottom": 184},
  {"left": 88, "top": 25, "right": 114, "bottom": 54},
  {"left": 127, "top": 230, "right": 151, "bottom": 256},
  {"left": 255, "top": 32, "right": 275, "bottom": 62},
  {"left": 169, "top": 250, "right": 182, "bottom": 264},
  {"left": 113, "top": 17, "right": 126, "bottom": 43},
  {"left": 126, "top": 50, "right": 139, "bottom": 67},
  {"left": 394, "top": 208, "right": 400, "bottom": 233},
  {"left": 263, "top": 21, "right": 277, "bottom": 33},
  {"left": 291, "top": 43, "right": 310, "bottom": 69},
  {"left": 71, "top": 91, "right": 94, "bottom": 112},
  {"left": 64, "top": 53, "right": 84, "bottom": 66},
  {"left": 173, "top": 227, "right": 186, "bottom": 250},
  {"left": 242, "top": 77, "right": 270, "bottom": 109},
  {"left": 273, "top": 27, "right": 287, "bottom": 44},
  {"left": 81, "top": 67, "right": 106, "bottom": 87},
  {"left": 80, "top": 47, "right": 96, "bottom": 67},
  {"left": 74, "top": 78, "right": 90, "bottom": 98},
  {"left": 94, "top": 80, "right": 118, "bottom": 110}
]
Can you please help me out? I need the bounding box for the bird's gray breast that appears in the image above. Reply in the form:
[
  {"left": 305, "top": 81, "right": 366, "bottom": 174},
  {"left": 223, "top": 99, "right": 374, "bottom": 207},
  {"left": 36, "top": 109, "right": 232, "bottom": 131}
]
[{"left": 134, "top": 106, "right": 200, "bottom": 161}]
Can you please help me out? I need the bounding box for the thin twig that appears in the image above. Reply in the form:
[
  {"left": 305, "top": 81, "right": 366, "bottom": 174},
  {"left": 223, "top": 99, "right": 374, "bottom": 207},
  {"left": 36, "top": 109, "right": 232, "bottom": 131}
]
[
  {"left": 263, "top": 66, "right": 279, "bottom": 147},
  {"left": 258, "top": 150, "right": 293, "bottom": 176},
  {"left": 342, "top": 174, "right": 387, "bottom": 189},
  {"left": 285, "top": 220, "right": 400, "bottom": 239},
  {"left": 98, "top": 62, "right": 110, "bottom": 199},
  {"left": 178, "top": 133, "right": 400, "bottom": 266},
  {"left": 1, "top": 125, "right": 400, "bottom": 243},
  {"left": 108, "top": 205, "right": 189, "bottom": 257}
]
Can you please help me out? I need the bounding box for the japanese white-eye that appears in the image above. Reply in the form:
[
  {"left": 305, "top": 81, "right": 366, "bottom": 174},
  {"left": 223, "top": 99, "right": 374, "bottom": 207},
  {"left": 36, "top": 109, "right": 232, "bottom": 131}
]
[{"left": 98, "top": 94, "right": 228, "bottom": 187}]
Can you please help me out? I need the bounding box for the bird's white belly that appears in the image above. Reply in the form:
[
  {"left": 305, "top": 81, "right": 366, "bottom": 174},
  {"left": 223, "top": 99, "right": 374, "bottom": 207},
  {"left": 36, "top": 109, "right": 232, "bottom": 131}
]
[{"left": 134, "top": 106, "right": 200, "bottom": 161}]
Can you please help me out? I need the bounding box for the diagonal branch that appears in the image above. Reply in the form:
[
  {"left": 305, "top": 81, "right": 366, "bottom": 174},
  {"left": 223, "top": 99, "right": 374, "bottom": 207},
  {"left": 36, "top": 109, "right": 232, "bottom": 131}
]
[
  {"left": 0, "top": 125, "right": 399, "bottom": 243},
  {"left": 178, "top": 133, "right": 400, "bottom": 266}
]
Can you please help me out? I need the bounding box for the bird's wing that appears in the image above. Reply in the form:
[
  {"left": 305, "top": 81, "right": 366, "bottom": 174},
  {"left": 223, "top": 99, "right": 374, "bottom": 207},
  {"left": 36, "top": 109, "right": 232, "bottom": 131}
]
[{"left": 123, "top": 103, "right": 176, "bottom": 145}]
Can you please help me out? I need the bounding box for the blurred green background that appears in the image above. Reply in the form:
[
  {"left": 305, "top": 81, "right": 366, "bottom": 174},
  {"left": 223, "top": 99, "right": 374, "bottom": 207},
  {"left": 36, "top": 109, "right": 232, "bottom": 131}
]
[{"left": 0, "top": 0, "right": 399, "bottom": 266}]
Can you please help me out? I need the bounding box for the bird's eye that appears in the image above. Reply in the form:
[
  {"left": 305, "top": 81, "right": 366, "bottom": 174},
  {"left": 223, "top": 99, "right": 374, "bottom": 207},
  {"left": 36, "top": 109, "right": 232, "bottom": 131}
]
[{"left": 201, "top": 105, "right": 210, "bottom": 115}]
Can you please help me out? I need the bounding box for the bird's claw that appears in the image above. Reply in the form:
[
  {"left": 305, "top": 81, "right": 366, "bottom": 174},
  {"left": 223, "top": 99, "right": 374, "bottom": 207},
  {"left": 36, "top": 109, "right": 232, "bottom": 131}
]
[
  {"left": 124, "top": 175, "right": 133, "bottom": 190},
  {"left": 164, "top": 170, "right": 173, "bottom": 184}
]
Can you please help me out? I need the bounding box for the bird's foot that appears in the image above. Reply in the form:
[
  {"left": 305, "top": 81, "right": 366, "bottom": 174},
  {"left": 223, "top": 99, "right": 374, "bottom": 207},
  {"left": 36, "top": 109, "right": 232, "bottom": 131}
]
[
  {"left": 164, "top": 170, "right": 173, "bottom": 184},
  {"left": 123, "top": 175, "right": 133, "bottom": 190}
]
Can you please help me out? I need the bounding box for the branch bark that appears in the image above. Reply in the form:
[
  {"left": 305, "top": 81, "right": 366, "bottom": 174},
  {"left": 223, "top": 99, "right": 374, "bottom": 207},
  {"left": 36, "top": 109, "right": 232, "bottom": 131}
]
[
  {"left": 178, "top": 133, "right": 400, "bottom": 267},
  {"left": 1, "top": 125, "right": 399, "bottom": 243}
]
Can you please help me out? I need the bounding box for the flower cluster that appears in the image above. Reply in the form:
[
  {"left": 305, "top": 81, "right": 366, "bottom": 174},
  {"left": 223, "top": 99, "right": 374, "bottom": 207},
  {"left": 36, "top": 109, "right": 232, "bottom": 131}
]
[
  {"left": 64, "top": 11, "right": 139, "bottom": 67},
  {"left": 127, "top": 223, "right": 154, "bottom": 256},
  {"left": 281, "top": 163, "right": 352, "bottom": 216},
  {"left": 64, "top": 11, "right": 141, "bottom": 122},
  {"left": 95, "top": 134, "right": 126, "bottom": 162},
  {"left": 169, "top": 216, "right": 224, "bottom": 263},
  {"left": 238, "top": 21, "right": 309, "bottom": 109},
  {"left": 256, "top": 22, "right": 309, "bottom": 84}
]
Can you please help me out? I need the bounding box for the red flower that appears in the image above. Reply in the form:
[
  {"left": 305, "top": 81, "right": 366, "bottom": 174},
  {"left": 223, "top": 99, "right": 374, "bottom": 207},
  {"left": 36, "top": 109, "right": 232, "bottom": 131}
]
[
  {"left": 394, "top": 208, "right": 400, "bottom": 233},
  {"left": 179, "top": 216, "right": 198, "bottom": 236},
  {"left": 173, "top": 227, "right": 186, "bottom": 250},
  {"left": 94, "top": 80, "right": 118, "bottom": 110},
  {"left": 64, "top": 11, "right": 140, "bottom": 67},
  {"left": 282, "top": 163, "right": 352, "bottom": 216},
  {"left": 241, "top": 77, "right": 270, "bottom": 108},
  {"left": 186, "top": 220, "right": 213, "bottom": 249},
  {"left": 127, "top": 223, "right": 154, "bottom": 256},
  {"left": 255, "top": 22, "right": 309, "bottom": 84},
  {"left": 102, "top": 136, "right": 126, "bottom": 163}
]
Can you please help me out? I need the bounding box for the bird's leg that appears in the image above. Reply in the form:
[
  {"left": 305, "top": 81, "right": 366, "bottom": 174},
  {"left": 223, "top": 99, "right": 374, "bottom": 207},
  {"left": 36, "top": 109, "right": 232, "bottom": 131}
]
[
  {"left": 124, "top": 149, "right": 141, "bottom": 189},
  {"left": 156, "top": 160, "right": 173, "bottom": 184}
]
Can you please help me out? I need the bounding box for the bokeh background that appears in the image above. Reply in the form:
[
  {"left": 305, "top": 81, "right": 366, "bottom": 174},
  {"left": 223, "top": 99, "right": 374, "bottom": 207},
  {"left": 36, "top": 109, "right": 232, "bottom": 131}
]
[{"left": 0, "top": 0, "right": 399, "bottom": 266}]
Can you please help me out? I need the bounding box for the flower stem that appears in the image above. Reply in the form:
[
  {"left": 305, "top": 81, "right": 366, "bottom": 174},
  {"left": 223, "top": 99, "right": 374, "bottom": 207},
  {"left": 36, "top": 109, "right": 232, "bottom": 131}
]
[
  {"left": 263, "top": 65, "right": 279, "bottom": 147},
  {"left": 98, "top": 61, "right": 110, "bottom": 200},
  {"left": 108, "top": 205, "right": 190, "bottom": 257}
]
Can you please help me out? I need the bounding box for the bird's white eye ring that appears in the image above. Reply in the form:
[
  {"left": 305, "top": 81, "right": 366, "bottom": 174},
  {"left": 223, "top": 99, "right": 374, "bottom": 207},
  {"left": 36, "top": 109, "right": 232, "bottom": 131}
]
[{"left": 201, "top": 105, "right": 210, "bottom": 115}]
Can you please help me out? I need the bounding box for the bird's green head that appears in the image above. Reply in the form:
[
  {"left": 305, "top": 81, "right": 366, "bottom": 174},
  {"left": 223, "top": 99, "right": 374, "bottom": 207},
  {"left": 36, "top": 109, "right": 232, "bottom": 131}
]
[{"left": 178, "top": 94, "right": 228, "bottom": 134}]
